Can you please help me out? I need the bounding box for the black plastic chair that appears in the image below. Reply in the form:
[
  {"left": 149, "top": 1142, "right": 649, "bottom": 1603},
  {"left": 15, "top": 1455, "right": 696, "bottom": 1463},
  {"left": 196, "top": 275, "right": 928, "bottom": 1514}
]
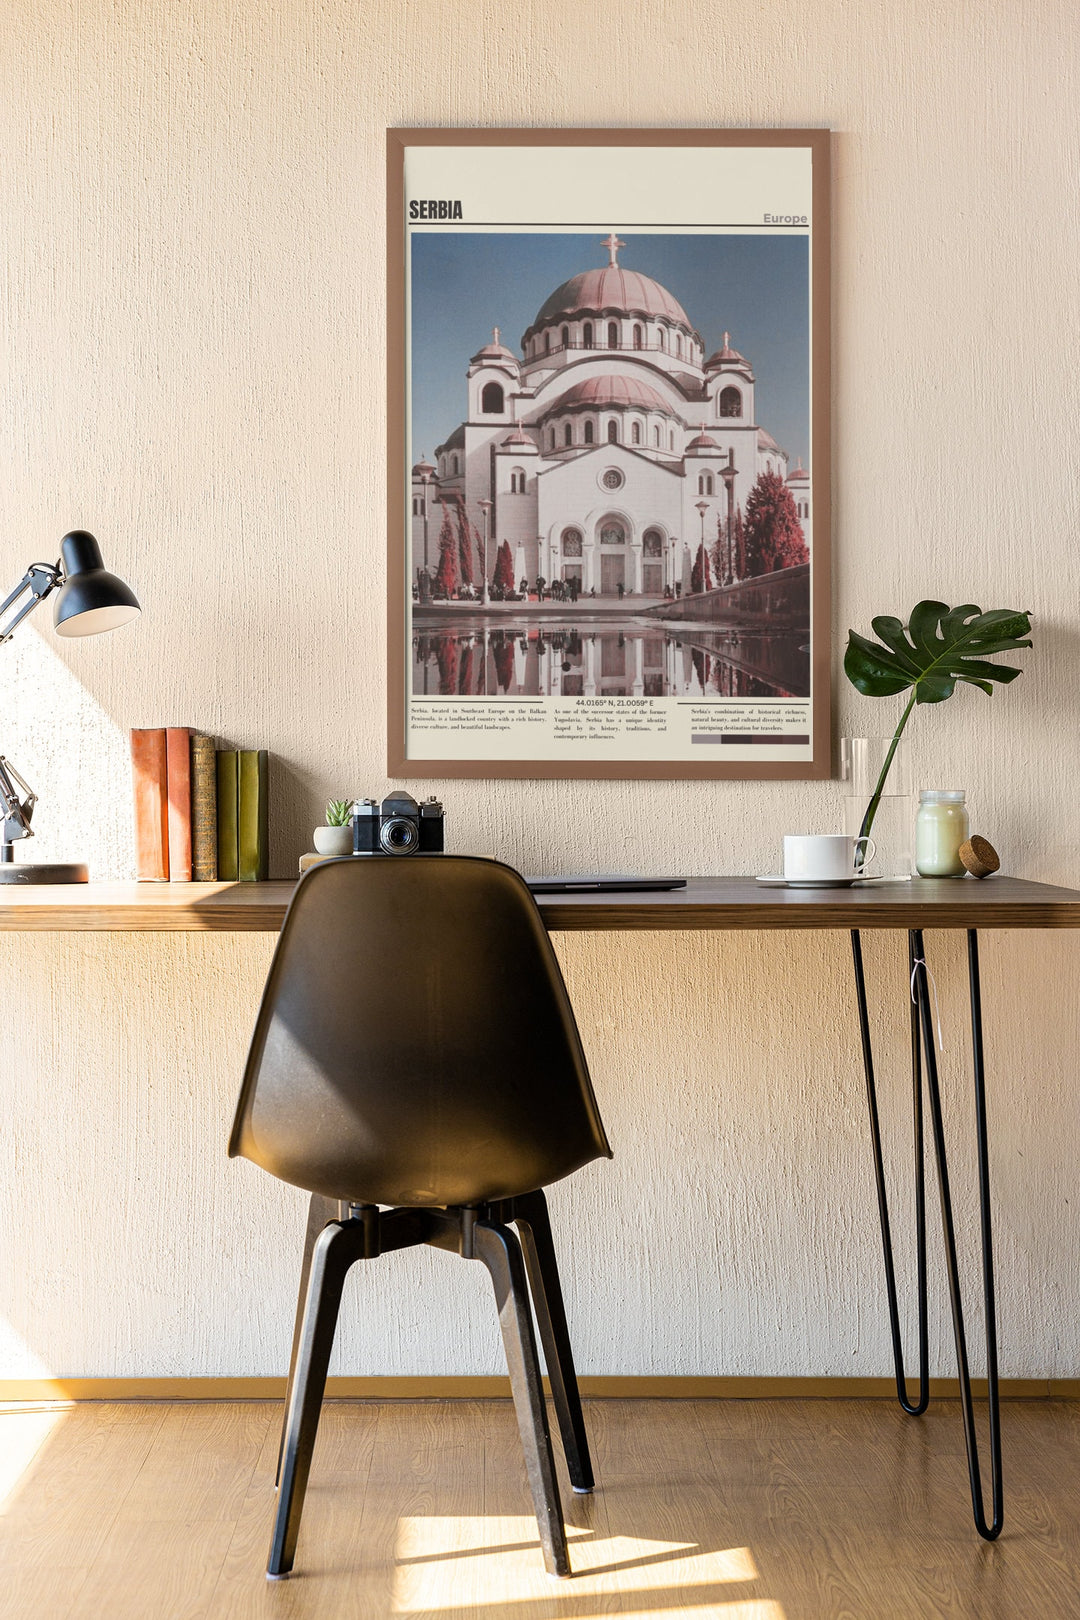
[{"left": 229, "top": 855, "right": 612, "bottom": 1580}]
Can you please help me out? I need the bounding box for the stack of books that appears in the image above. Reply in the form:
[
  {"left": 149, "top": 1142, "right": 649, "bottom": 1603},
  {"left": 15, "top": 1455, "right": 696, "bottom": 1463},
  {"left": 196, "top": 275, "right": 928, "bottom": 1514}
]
[{"left": 130, "top": 729, "right": 269, "bottom": 882}]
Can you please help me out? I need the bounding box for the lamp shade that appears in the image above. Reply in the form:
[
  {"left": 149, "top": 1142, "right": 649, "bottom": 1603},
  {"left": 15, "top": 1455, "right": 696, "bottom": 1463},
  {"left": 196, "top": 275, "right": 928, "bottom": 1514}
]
[{"left": 53, "top": 531, "right": 141, "bottom": 638}]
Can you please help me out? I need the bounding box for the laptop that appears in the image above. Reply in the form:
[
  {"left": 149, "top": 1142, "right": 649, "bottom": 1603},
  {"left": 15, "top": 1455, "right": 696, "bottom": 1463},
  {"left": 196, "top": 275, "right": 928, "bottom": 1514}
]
[{"left": 525, "top": 875, "right": 687, "bottom": 894}]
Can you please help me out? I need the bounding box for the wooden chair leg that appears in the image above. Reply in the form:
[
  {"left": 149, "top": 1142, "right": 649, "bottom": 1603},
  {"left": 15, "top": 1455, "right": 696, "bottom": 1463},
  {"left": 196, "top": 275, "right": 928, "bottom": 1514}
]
[
  {"left": 511, "top": 1190, "right": 595, "bottom": 1493},
  {"left": 276, "top": 1192, "right": 339, "bottom": 1486},
  {"left": 474, "top": 1219, "right": 571, "bottom": 1579},
  {"left": 268, "top": 1219, "right": 366, "bottom": 1578}
]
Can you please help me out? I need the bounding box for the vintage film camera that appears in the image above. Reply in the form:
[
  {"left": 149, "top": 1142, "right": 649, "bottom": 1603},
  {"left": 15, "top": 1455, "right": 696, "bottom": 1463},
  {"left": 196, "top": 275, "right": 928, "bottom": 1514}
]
[{"left": 351, "top": 791, "right": 445, "bottom": 856}]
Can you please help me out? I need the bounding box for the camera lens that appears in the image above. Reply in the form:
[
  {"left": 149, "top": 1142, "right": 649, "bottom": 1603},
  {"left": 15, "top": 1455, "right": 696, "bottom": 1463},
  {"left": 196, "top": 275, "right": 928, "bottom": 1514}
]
[{"left": 380, "top": 817, "right": 418, "bottom": 854}]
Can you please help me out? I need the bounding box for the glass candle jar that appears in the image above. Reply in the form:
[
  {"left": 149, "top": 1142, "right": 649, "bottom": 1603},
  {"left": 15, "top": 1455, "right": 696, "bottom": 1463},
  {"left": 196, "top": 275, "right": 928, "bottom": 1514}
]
[{"left": 915, "top": 789, "right": 969, "bottom": 877}]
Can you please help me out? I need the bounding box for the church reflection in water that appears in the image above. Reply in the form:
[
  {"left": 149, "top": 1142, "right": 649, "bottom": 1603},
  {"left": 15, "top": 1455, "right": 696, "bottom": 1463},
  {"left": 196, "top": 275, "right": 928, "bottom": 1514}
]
[{"left": 412, "top": 616, "right": 809, "bottom": 700}]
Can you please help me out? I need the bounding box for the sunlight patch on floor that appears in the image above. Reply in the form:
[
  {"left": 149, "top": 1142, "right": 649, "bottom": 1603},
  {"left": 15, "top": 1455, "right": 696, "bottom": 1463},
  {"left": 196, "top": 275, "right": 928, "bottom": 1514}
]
[
  {"left": 392, "top": 1515, "right": 782, "bottom": 1616},
  {"left": 0, "top": 1405, "right": 68, "bottom": 1512}
]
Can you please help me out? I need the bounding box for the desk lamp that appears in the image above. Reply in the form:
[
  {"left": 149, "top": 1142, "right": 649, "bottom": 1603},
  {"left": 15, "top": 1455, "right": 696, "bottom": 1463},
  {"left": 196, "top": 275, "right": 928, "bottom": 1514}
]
[{"left": 0, "top": 531, "right": 140, "bottom": 884}]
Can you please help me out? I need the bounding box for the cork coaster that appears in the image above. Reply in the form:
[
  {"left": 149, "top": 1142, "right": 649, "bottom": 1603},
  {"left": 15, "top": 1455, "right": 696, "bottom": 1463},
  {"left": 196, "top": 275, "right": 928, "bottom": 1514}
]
[{"left": 959, "top": 835, "right": 1000, "bottom": 878}]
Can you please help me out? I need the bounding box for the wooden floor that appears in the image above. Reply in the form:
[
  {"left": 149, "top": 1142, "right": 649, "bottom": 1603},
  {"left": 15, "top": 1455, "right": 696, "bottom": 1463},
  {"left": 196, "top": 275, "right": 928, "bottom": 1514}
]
[{"left": 2, "top": 1398, "right": 1079, "bottom": 1619}]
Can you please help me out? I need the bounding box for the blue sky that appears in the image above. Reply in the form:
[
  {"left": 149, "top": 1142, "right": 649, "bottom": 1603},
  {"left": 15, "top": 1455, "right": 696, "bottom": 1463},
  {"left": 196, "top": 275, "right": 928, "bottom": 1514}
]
[{"left": 410, "top": 231, "right": 810, "bottom": 464}]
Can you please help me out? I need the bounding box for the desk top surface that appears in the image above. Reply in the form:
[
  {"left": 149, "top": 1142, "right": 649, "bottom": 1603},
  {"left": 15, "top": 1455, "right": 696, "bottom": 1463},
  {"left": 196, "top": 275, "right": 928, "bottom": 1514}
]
[{"left": 1, "top": 875, "right": 1079, "bottom": 932}]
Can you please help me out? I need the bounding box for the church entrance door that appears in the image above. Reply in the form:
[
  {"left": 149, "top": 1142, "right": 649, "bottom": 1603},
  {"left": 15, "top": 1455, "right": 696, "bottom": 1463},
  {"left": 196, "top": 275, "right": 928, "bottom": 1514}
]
[
  {"left": 642, "top": 563, "right": 663, "bottom": 595},
  {"left": 601, "top": 554, "right": 625, "bottom": 595}
]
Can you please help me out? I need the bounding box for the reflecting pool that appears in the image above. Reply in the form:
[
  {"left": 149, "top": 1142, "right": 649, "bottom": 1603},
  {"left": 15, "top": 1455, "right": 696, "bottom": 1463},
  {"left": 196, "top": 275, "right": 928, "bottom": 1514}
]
[{"left": 411, "top": 614, "right": 809, "bottom": 699}]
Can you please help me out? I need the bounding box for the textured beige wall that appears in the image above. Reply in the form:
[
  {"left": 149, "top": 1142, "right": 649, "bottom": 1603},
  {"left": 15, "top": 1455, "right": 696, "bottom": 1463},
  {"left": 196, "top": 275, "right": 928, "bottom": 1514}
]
[{"left": 1, "top": 0, "right": 1078, "bottom": 1378}]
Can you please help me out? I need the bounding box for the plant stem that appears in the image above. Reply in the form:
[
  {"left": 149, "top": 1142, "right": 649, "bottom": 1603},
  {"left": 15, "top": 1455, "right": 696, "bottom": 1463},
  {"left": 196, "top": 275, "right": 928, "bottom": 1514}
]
[{"left": 858, "top": 692, "right": 917, "bottom": 844}]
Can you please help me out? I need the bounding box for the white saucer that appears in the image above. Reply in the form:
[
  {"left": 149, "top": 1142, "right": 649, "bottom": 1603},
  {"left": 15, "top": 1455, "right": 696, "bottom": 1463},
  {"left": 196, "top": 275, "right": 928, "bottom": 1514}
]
[{"left": 755, "top": 873, "right": 898, "bottom": 888}]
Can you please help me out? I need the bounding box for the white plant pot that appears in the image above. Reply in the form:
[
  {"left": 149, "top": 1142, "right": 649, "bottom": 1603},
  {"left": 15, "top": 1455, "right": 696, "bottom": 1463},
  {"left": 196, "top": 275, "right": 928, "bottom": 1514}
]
[{"left": 313, "top": 825, "right": 353, "bottom": 857}]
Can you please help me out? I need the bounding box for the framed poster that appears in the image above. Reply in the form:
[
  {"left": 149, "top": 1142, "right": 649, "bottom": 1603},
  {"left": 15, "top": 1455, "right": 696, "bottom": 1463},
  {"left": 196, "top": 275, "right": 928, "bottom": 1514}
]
[{"left": 387, "top": 129, "right": 830, "bottom": 779}]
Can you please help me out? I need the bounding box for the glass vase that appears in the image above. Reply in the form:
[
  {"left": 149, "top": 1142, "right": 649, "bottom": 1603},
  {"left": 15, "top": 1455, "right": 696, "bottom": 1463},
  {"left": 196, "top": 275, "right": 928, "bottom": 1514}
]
[{"left": 841, "top": 736, "right": 913, "bottom": 879}]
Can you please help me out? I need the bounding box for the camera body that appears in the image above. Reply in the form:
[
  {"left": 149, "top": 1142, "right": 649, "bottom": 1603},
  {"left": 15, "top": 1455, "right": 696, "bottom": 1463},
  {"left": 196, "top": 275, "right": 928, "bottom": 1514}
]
[{"left": 351, "top": 791, "right": 445, "bottom": 856}]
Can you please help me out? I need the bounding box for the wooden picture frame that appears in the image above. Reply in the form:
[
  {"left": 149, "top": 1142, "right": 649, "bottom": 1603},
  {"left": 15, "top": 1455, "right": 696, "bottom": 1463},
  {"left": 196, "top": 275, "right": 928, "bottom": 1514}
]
[{"left": 388, "top": 128, "right": 831, "bottom": 780}]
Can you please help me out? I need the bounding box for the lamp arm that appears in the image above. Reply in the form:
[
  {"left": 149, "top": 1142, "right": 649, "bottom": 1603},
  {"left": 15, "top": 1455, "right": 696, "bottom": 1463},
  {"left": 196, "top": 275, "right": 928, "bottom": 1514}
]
[
  {"left": 0, "top": 561, "right": 63, "bottom": 645},
  {"left": 0, "top": 755, "right": 36, "bottom": 847}
]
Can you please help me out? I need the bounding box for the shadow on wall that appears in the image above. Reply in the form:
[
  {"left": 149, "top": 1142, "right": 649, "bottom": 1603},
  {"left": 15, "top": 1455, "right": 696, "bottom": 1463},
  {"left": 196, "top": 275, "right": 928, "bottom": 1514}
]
[{"left": 2, "top": 627, "right": 324, "bottom": 879}]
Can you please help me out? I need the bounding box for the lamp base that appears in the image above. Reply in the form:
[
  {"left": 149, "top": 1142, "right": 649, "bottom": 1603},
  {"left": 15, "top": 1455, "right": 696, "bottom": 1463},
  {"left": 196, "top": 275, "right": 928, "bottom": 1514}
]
[{"left": 0, "top": 861, "right": 89, "bottom": 884}]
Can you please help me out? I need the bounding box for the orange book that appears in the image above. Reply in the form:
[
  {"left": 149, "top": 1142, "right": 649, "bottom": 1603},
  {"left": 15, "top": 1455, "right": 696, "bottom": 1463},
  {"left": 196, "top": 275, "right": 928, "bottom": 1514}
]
[
  {"left": 166, "top": 727, "right": 193, "bottom": 882},
  {"left": 130, "top": 729, "right": 169, "bottom": 881}
]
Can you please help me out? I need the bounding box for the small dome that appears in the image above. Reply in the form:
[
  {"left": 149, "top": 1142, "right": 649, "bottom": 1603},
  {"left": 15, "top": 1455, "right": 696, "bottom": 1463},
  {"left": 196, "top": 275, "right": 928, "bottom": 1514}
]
[
  {"left": 787, "top": 458, "right": 809, "bottom": 482},
  {"left": 540, "top": 375, "right": 676, "bottom": 420},
  {"left": 470, "top": 327, "right": 518, "bottom": 366},
  {"left": 500, "top": 426, "right": 536, "bottom": 450},
  {"left": 704, "top": 332, "right": 753, "bottom": 373},
  {"left": 757, "top": 427, "right": 782, "bottom": 453},
  {"left": 411, "top": 455, "right": 436, "bottom": 477},
  {"left": 685, "top": 431, "right": 720, "bottom": 452}
]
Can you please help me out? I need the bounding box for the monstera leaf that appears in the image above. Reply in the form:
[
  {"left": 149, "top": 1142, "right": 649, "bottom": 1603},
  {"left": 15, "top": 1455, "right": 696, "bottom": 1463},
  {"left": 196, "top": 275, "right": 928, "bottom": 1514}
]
[
  {"left": 845, "top": 603, "right": 1032, "bottom": 704},
  {"left": 845, "top": 601, "right": 1033, "bottom": 842}
]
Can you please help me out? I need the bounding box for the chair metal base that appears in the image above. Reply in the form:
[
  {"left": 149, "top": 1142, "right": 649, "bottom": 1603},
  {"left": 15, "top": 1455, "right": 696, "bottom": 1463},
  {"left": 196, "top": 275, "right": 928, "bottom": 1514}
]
[
  {"left": 851, "top": 926, "right": 1003, "bottom": 1541},
  {"left": 270, "top": 1190, "right": 591, "bottom": 1580}
]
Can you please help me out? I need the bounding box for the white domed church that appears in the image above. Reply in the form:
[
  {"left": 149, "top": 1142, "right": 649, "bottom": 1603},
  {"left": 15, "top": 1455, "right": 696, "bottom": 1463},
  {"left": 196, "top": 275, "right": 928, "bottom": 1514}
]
[{"left": 411, "top": 234, "right": 811, "bottom": 597}]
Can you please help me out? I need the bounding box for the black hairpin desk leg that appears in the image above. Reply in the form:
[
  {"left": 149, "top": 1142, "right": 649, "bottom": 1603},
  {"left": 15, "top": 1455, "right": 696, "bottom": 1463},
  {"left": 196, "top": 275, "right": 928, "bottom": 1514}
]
[
  {"left": 852, "top": 926, "right": 1004, "bottom": 1541},
  {"left": 851, "top": 929, "right": 929, "bottom": 1414}
]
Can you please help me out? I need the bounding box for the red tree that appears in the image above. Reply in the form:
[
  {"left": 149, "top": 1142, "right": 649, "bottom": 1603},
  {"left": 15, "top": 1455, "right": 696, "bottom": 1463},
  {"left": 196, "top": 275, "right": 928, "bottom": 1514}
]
[
  {"left": 455, "top": 505, "right": 475, "bottom": 587},
  {"left": 743, "top": 469, "right": 808, "bottom": 576},
  {"left": 433, "top": 507, "right": 459, "bottom": 597},
  {"left": 691, "top": 541, "right": 713, "bottom": 594},
  {"left": 493, "top": 540, "right": 515, "bottom": 590},
  {"left": 734, "top": 505, "right": 747, "bottom": 580}
]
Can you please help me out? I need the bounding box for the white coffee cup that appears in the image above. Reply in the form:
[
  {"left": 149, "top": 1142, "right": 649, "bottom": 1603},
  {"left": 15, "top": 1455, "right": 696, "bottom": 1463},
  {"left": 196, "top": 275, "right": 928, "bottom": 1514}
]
[{"left": 783, "top": 832, "right": 876, "bottom": 881}]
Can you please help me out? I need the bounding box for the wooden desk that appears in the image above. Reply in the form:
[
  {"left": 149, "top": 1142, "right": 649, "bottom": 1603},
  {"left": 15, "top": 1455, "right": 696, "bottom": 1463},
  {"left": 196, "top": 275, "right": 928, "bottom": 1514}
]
[
  {"left": 1, "top": 874, "right": 1080, "bottom": 932},
  {"left": 5, "top": 869, "right": 1074, "bottom": 1541}
]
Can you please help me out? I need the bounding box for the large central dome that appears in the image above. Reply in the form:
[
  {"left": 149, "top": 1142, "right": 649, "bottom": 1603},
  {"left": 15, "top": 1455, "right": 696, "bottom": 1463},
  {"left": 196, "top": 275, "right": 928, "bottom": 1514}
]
[{"left": 532, "top": 266, "right": 692, "bottom": 331}]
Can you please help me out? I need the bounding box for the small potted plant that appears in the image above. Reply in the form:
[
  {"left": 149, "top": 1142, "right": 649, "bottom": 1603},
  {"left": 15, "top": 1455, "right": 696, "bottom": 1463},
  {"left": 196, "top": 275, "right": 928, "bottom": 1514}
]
[{"left": 313, "top": 799, "right": 354, "bottom": 857}]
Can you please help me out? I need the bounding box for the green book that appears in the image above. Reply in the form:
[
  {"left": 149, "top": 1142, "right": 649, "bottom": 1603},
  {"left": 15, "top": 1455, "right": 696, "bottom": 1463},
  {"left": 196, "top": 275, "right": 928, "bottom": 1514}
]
[
  {"left": 238, "top": 749, "right": 269, "bottom": 882},
  {"left": 216, "top": 750, "right": 239, "bottom": 882}
]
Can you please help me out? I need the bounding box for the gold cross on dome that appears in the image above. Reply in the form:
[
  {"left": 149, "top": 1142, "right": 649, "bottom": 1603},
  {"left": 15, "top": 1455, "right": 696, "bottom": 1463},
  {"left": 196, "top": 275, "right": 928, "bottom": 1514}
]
[{"left": 601, "top": 232, "right": 626, "bottom": 268}]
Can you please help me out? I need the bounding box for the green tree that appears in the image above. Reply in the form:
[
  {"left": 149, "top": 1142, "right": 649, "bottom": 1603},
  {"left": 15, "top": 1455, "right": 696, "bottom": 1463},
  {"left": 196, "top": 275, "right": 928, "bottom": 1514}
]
[{"left": 744, "top": 469, "right": 808, "bottom": 576}]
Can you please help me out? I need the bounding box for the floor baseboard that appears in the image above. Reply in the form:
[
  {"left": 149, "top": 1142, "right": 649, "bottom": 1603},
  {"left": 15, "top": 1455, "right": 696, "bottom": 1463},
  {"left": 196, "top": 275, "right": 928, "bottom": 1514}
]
[{"left": 1, "top": 1374, "right": 1077, "bottom": 1402}]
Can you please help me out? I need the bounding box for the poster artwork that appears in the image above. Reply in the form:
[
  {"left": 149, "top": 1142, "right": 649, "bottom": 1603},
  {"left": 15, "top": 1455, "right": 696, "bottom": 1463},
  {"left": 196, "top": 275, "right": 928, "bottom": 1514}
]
[{"left": 389, "top": 132, "right": 830, "bottom": 779}]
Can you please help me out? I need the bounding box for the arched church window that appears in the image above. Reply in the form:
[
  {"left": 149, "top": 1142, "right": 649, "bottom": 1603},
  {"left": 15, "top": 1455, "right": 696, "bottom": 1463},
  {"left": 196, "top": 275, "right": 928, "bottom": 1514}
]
[
  {"left": 631, "top": 421, "right": 641, "bottom": 445},
  {"left": 451, "top": 455, "right": 459, "bottom": 475},
  {"left": 549, "top": 428, "right": 556, "bottom": 451},
  {"left": 544, "top": 332, "right": 551, "bottom": 354},
  {"left": 607, "top": 420, "right": 618, "bottom": 444},
  {"left": 600, "top": 519, "right": 626, "bottom": 544},
  {"left": 653, "top": 425, "right": 660, "bottom": 447},
  {"left": 564, "top": 423, "right": 572, "bottom": 446},
  {"left": 698, "top": 473, "right": 714, "bottom": 496},
  {"left": 481, "top": 382, "right": 504, "bottom": 414},
  {"left": 675, "top": 334, "right": 682, "bottom": 359},
  {"left": 719, "top": 386, "right": 742, "bottom": 418},
  {"left": 669, "top": 431, "right": 675, "bottom": 450},
  {"left": 607, "top": 321, "right": 619, "bottom": 349},
  {"left": 633, "top": 323, "right": 643, "bottom": 348},
  {"left": 583, "top": 321, "right": 593, "bottom": 347},
  {"left": 562, "top": 528, "right": 583, "bottom": 557},
  {"left": 510, "top": 467, "right": 525, "bottom": 493},
  {"left": 561, "top": 325, "right": 569, "bottom": 348},
  {"left": 584, "top": 420, "right": 594, "bottom": 444},
  {"left": 657, "top": 328, "right": 666, "bottom": 352},
  {"left": 643, "top": 529, "right": 663, "bottom": 558}
]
